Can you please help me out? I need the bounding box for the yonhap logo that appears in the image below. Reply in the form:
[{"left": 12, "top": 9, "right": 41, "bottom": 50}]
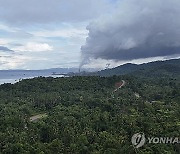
[
  {"left": 131, "top": 133, "right": 180, "bottom": 148},
  {"left": 131, "top": 133, "right": 146, "bottom": 148}
]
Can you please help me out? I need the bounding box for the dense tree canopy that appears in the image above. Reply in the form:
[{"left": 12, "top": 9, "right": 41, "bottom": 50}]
[{"left": 0, "top": 75, "right": 179, "bottom": 153}]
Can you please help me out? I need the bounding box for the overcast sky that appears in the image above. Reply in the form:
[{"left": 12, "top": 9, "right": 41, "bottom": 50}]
[{"left": 0, "top": 0, "right": 179, "bottom": 70}]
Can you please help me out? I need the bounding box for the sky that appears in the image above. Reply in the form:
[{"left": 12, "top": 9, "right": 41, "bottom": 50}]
[{"left": 0, "top": 0, "right": 180, "bottom": 70}]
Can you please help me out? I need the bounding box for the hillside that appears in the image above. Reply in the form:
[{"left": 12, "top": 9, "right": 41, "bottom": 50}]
[
  {"left": 95, "top": 58, "right": 180, "bottom": 77},
  {"left": 0, "top": 75, "right": 180, "bottom": 153}
]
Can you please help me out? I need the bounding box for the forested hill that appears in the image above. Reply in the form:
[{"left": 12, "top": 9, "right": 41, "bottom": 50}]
[
  {"left": 0, "top": 59, "right": 180, "bottom": 153},
  {"left": 0, "top": 75, "right": 180, "bottom": 153},
  {"left": 94, "top": 58, "right": 180, "bottom": 77}
]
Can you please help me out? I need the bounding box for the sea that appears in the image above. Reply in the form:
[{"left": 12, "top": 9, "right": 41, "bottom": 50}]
[{"left": 0, "top": 70, "right": 66, "bottom": 85}]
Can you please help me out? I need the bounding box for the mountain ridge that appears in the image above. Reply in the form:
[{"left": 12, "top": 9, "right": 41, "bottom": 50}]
[{"left": 91, "top": 58, "right": 180, "bottom": 77}]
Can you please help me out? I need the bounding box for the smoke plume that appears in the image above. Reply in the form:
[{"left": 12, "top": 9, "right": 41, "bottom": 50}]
[{"left": 80, "top": 0, "right": 180, "bottom": 67}]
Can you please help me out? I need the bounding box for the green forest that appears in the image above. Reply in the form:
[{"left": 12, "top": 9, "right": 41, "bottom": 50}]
[{"left": 0, "top": 74, "right": 180, "bottom": 153}]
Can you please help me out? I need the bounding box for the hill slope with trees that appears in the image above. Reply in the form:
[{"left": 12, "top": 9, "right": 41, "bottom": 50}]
[
  {"left": 94, "top": 58, "right": 180, "bottom": 77},
  {"left": 0, "top": 74, "right": 180, "bottom": 153}
]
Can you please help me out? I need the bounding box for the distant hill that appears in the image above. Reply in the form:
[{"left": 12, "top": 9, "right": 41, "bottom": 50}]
[{"left": 94, "top": 58, "right": 180, "bottom": 77}]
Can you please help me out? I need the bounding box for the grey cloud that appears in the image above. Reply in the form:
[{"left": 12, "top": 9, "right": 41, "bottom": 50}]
[
  {"left": 0, "top": 61, "right": 8, "bottom": 65},
  {"left": 10, "top": 43, "right": 23, "bottom": 47},
  {"left": 0, "top": 46, "right": 14, "bottom": 52},
  {"left": 10, "top": 31, "right": 33, "bottom": 38},
  {"left": 0, "top": 0, "right": 112, "bottom": 25},
  {"left": 80, "top": 0, "right": 180, "bottom": 66}
]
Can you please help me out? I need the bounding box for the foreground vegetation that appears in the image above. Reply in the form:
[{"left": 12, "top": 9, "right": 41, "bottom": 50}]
[{"left": 0, "top": 75, "right": 180, "bottom": 153}]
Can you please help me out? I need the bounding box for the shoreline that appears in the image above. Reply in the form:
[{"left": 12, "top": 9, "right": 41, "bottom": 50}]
[{"left": 0, "top": 75, "right": 66, "bottom": 85}]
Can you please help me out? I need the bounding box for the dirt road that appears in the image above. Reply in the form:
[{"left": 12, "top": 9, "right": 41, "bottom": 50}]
[
  {"left": 114, "top": 80, "right": 126, "bottom": 92},
  {"left": 30, "top": 113, "right": 47, "bottom": 122}
]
